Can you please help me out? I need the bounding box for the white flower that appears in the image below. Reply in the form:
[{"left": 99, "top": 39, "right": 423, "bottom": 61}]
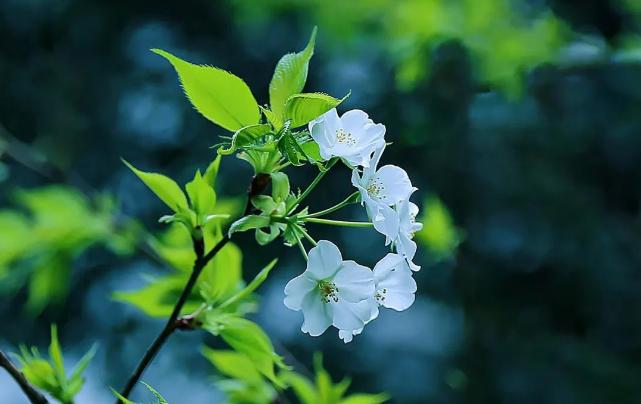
[
  {"left": 284, "top": 240, "right": 375, "bottom": 340},
  {"left": 393, "top": 195, "right": 423, "bottom": 271},
  {"left": 309, "top": 109, "right": 385, "bottom": 167},
  {"left": 351, "top": 145, "right": 414, "bottom": 240},
  {"left": 337, "top": 298, "right": 379, "bottom": 343},
  {"left": 373, "top": 253, "right": 417, "bottom": 310}
]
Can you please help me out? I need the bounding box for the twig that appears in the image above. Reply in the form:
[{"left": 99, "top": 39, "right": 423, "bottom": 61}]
[
  {"left": 117, "top": 173, "right": 271, "bottom": 402},
  {"left": 0, "top": 351, "right": 48, "bottom": 404}
]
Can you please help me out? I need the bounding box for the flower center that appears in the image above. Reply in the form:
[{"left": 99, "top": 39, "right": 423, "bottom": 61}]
[
  {"left": 318, "top": 280, "right": 339, "bottom": 303},
  {"left": 366, "top": 178, "right": 385, "bottom": 199},
  {"left": 375, "top": 287, "right": 388, "bottom": 304},
  {"left": 336, "top": 129, "right": 356, "bottom": 146}
]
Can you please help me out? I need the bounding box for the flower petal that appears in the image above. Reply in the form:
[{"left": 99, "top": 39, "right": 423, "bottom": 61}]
[
  {"left": 306, "top": 240, "right": 342, "bottom": 280},
  {"left": 340, "top": 109, "right": 372, "bottom": 134},
  {"left": 373, "top": 165, "right": 413, "bottom": 205},
  {"left": 309, "top": 108, "right": 341, "bottom": 159},
  {"left": 300, "top": 292, "right": 332, "bottom": 336},
  {"left": 284, "top": 274, "right": 317, "bottom": 311},
  {"left": 368, "top": 201, "right": 400, "bottom": 241},
  {"left": 331, "top": 299, "right": 374, "bottom": 331},
  {"left": 333, "top": 260, "right": 375, "bottom": 303},
  {"left": 374, "top": 253, "right": 417, "bottom": 311}
]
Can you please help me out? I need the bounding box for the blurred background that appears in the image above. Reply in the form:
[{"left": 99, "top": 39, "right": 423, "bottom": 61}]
[{"left": 2, "top": 0, "right": 641, "bottom": 403}]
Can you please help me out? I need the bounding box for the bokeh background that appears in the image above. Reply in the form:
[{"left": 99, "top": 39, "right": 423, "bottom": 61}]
[{"left": 2, "top": 0, "right": 641, "bottom": 403}]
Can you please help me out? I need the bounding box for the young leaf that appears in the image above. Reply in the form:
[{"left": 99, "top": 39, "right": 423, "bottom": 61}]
[
  {"left": 270, "top": 172, "right": 290, "bottom": 201},
  {"left": 218, "top": 124, "right": 272, "bottom": 155},
  {"left": 123, "top": 160, "right": 188, "bottom": 212},
  {"left": 228, "top": 215, "right": 271, "bottom": 236},
  {"left": 260, "top": 107, "right": 283, "bottom": 130},
  {"left": 152, "top": 49, "right": 260, "bottom": 132},
  {"left": 202, "top": 348, "right": 263, "bottom": 384},
  {"left": 284, "top": 92, "right": 348, "bottom": 128},
  {"left": 219, "top": 258, "right": 278, "bottom": 308},
  {"left": 203, "top": 154, "right": 222, "bottom": 189},
  {"left": 215, "top": 317, "right": 285, "bottom": 387},
  {"left": 255, "top": 225, "right": 282, "bottom": 246},
  {"left": 281, "top": 371, "right": 317, "bottom": 404},
  {"left": 185, "top": 170, "right": 216, "bottom": 222},
  {"left": 269, "top": 27, "right": 317, "bottom": 120},
  {"left": 48, "top": 325, "right": 65, "bottom": 380}
]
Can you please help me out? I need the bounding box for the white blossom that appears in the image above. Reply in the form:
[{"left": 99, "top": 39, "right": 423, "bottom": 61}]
[
  {"left": 373, "top": 253, "right": 417, "bottom": 310},
  {"left": 309, "top": 109, "right": 385, "bottom": 167},
  {"left": 284, "top": 240, "right": 375, "bottom": 340},
  {"left": 393, "top": 195, "right": 423, "bottom": 271},
  {"left": 351, "top": 145, "right": 414, "bottom": 240}
]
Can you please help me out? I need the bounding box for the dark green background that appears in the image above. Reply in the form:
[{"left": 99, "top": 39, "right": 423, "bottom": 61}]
[{"left": 2, "top": 0, "right": 641, "bottom": 403}]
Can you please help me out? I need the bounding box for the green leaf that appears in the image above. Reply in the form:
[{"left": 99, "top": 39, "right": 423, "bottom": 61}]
[
  {"left": 339, "top": 393, "right": 390, "bottom": 404},
  {"left": 113, "top": 275, "right": 198, "bottom": 318},
  {"left": 300, "top": 139, "right": 323, "bottom": 163},
  {"left": 199, "top": 235, "right": 243, "bottom": 303},
  {"left": 185, "top": 170, "right": 216, "bottom": 222},
  {"left": 67, "top": 344, "right": 97, "bottom": 397},
  {"left": 204, "top": 316, "right": 285, "bottom": 387},
  {"left": 140, "top": 382, "right": 168, "bottom": 404},
  {"left": 278, "top": 133, "right": 305, "bottom": 166},
  {"left": 284, "top": 92, "right": 348, "bottom": 128},
  {"left": 203, "top": 154, "right": 222, "bottom": 189},
  {"left": 228, "top": 215, "right": 271, "bottom": 236},
  {"left": 251, "top": 195, "right": 277, "bottom": 213},
  {"left": 202, "top": 348, "right": 263, "bottom": 384},
  {"left": 281, "top": 371, "right": 317, "bottom": 404},
  {"left": 111, "top": 389, "right": 136, "bottom": 404},
  {"left": 48, "top": 325, "right": 65, "bottom": 380},
  {"left": 152, "top": 49, "right": 259, "bottom": 132},
  {"left": 218, "top": 124, "right": 272, "bottom": 155},
  {"left": 261, "top": 107, "right": 283, "bottom": 129},
  {"left": 255, "top": 225, "right": 281, "bottom": 246},
  {"left": 219, "top": 259, "right": 278, "bottom": 309},
  {"left": 270, "top": 172, "right": 290, "bottom": 201},
  {"left": 269, "top": 27, "right": 317, "bottom": 120},
  {"left": 123, "top": 160, "right": 188, "bottom": 213}
]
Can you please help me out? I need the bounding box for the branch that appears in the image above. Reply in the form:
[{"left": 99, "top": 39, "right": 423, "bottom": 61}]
[
  {"left": 0, "top": 351, "right": 48, "bottom": 404},
  {"left": 117, "top": 173, "right": 271, "bottom": 402}
]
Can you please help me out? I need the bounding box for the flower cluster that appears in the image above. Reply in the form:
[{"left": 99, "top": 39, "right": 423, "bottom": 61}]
[{"left": 285, "top": 109, "right": 423, "bottom": 342}]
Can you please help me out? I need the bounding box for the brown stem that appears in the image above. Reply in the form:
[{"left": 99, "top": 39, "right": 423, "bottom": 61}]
[
  {"left": 0, "top": 351, "right": 48, "bottom": 404},
  {"left": 117, "top": 173, "right": 271, "bottom": 402}
]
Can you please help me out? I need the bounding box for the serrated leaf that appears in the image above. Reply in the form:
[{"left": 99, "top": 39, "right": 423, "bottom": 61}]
[
  {"left": 218, "top": 124, "right": 272, "bottom": 155},
  {"left": 152, "top": 49, "right": 259, "bottom": 132},
  {"left": 278, "top": 133, "right": 305, "bottom": 166},
  {"left": 261, "top": 107, "right": 283, "bottom": 129},
  {"left": 123, "top": 160, "right": 188, "bottom": 213},
  {"left": 269, "top": 27, "right": 317, "bottom": 120},
  {"left": 228, "top": 215, "right": 271, "bottom": 236},
  {"left": 284, "top": 92, "right": 348, "bottom": 128}
]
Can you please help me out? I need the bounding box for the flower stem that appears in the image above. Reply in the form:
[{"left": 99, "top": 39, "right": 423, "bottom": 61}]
[
  {"left": 296, "top": 224, "right": 318, "bottom": 246},
  {"left": 286, "top": 158, "right": 338, "bottom": 215},
  {"left": 302, "top": 192, "right": 360, "bottom": 219},
  {"left": 304, "top": 217, "right": 374, "bottom": 228},
  {"left": 296, "top": 235, "right": 308, "bottom": 260}
]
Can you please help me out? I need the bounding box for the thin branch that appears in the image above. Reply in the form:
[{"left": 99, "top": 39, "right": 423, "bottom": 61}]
[
  {"left": 0, "top": 351, "right": 48, "bottom": 404},
  {"left": 117, "top": 173, "right": 271, "bottom": 402}
]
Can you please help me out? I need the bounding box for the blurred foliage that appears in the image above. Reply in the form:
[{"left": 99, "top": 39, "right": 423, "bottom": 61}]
[
  {"left": 0, "top": 186, "right": 136, "bottom": 313},
  {"left": 416, "top": 195, "right": 463, "bottom": 261},
  {"left": 13, "top": 325, "right": 96, "bottom": 404},
  {"left": 280, "top": 354, "right": 388, "bottom": 404},
  {"left": 230, "top": 0, "right": 570, "bottom": 96}
]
